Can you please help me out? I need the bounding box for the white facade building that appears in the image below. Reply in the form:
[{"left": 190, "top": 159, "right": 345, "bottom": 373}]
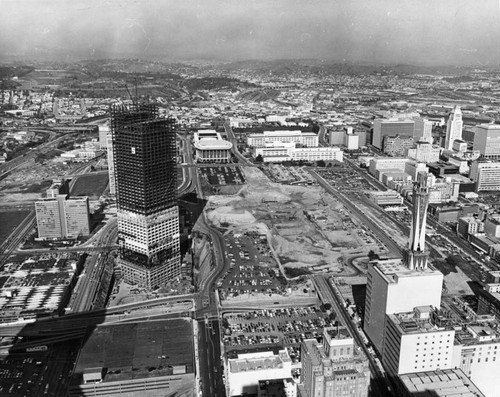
[
  {"left": 407, "top": 141, "right": 441, "bottom": 163},
  {"left": 413, "top": 118, "right": 433, "bottom": 143},
  {"left": 194, "top": 130, "right": 232, "bottom": 163},
  {"left": 106, "top": 129, "right": 116, "bottom": 195},
  {"left": 444, "top": 106, "right": 463, "bottom": 150},
  {"left": 470, "top": 161, "right": 500, "bottom": 192},
  {"left": 98, "top": 124, "right": 110, "bottom": 150},
  {"left": 369, "top": 157, "right": 409, "bottom": 181},
  {"left": 255, "top": 143, "right": 343, "bottom": 163},
  {"left": 247, "top": 130, "right": 318, "bottom": 148},
  {"left": 383, "top": 307, "right": 455, "bottom": 375},
  {"left": 227, "top": 350, "right": 292, "bottom": 397},
  {"left": 364, "top": 259, "right": 443, "bottom": 355}
]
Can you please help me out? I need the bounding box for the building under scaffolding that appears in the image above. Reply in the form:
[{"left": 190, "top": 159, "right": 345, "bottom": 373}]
[{"left": 111, "top": 104, "right": 181, "bottom": 288}]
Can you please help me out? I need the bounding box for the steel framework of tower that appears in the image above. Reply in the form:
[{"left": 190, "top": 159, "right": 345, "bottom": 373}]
[
  {"left": 111, "top": 104, "right": 181, "bottom": 288},
  {"left": 405, "top": 171, "right": 431, "bottom": 270}
]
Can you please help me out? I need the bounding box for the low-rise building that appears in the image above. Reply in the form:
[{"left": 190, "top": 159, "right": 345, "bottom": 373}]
[
  {"left": 228, "top": 349, "right": 293, "bottom": 397},
  {"left": 194, "top": 129, "right": 232, "bottom": 163},
  {"left": 247, "top": 130, "right": 318, "bottom": 148},
  {"left": 368, "top": 190, "right": 404, "bottom": 206}
]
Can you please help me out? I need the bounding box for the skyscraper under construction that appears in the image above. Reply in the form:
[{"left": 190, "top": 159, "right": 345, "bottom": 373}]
[{"left": 111, "top": 104, "right": 181, "bottom": 288}]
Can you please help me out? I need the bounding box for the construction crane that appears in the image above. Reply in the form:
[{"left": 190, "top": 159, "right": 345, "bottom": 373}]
[{"left": 124, "top": 75, "right": 139, "bottom": 105}]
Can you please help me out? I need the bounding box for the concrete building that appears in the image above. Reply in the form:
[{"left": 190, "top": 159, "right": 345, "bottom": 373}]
[
  {"left": 344, "top": 127, "right": 359, "bottom": 150},
  {"left": 399, "top": 369, "right": 485, "bottom": 397},
  {"left": 369, "top": 157, "right": 409, "bottom": 181},
  {"left": 383, "top": 135, "right": 414, "bottom": 156},
  {"left": 469, "top": 161, "right": 500, "bottom": 192},
  {"left": 372, "top": 119, "right": 415, "bottom": 149},
  {"left": 258, "top": 378, "right": 296, "bottom": 397},
  {"left": 227, "top": 349, "right": 293, "bottom": 397},
  {"left": 473, "top": 124, "right": 500, "bottom": 160},
  {"left": 364, "top": 259, "right": 443, "bottom": 356},
  {"left": 35, "top": 195, "right": 90, "bottom": 239},
  {"left": 255, "top": 144, "right": 343, "bottom": 163},
  {"left": 111, "top": 104, "right": 181, "bottom": 288},
  {"left": 329, "top": 129, "right": 344, "bottom": 146},
  {"left": 413, "top": 118, "right": 433, "bottom": 144},
  {"left": 405, "top": 162, "right": 429, "bottom": 180},
  {"left": 290, "top": 147, "right": 343, "bottom": 163},
  {"left": 444, "top": 106, "right": 463, "bottom": 150},
  {"left": 453, "top": 324, "right": 500, "bottom": 397},
  {"left": 457, "top": 217, "right": 484, "bottom": 238},
  {"left": 98, "top": 123, "right": 110, "bottom": 150},
  {"left": 106, "top": 128, "right": 116, "bottom": 195},
  {"left": 247, "top": 130, "right": 318, "bottom": 148},
  {"left": 194, "top": 130, "right": 232, "bottom": 163},
  {"left": 368, "top": 190, "right": 404, "bottom": 206},
  {"left": 383, "top": 306, "right": 455, "bottom": 375},
  {"left": 484, "top": 216, "right": 500, "bottom": 238},
  {"left": 407, "top": 141, "right": 441, "bottom": 163},
  {"left": 301, "top": 327, "right": 370, "bottom": 397}
]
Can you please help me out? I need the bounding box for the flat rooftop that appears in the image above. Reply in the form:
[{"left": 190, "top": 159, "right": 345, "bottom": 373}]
[
  {"left": 71, "top": 318, "right": 194, "bottom": 386},
  {"left": 374, "top": 260, "right": 442, "bottom": 283},
  {"left": 400, "top": 368, "right": 485, "bottom": 397}
]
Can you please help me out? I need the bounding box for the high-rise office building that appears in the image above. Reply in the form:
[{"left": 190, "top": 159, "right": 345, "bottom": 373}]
[
  {"left": 469, "top": 161, "right": 500, "bottom": 192},
  {"left": 106, "top": 126, "right": 116, "bottom": 196},
  {"left": 372, "top": 119, "right": 415, "bottom": 149},
  {"left": 473, "top": 124, "right": 500, "bottom": 160},
  {"left": 98, "top": 123, "right": 110, "bottom": 150},
  {"left": 35, "top": 195, "right": 90, "bottom": 239},
  {"left": 444, "top": 106, "right": 463, "bottom": 150},
  {"left": 111, "top": 104, "right": 181, "bottom": 288},
  {"left": 413, "top": 118, "right": 433, "bottom": 143},
  {"left": 301, "top": 327, "right": 370, "bottom": 397}
]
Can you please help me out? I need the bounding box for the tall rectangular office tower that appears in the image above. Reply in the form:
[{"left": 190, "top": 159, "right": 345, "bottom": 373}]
[{"left": 111, "top": 104, "right": 181, "bottom": 289}]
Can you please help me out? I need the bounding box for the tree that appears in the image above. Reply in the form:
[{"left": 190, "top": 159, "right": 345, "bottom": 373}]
[
  {"left": 316, "top": 160, "right": 326, "bottom": 167},
  {"left": 255, "top": 154, "right": 263, "bottom": 163},
  {"left": 368, "top": 250, "right": 380, "bottom": 261}
]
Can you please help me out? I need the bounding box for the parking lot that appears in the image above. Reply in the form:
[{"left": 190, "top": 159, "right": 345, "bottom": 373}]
[
  {"left": 222, "top": 306, "right": 335, "bottom": 352},
  {"left": 315, "top": 165, "right": 374, "bottom": 192},
  {"left": 218, "top": 231, "right": 286, "bottom": 299},
  {"left": 260, "top": 164, "right": 316, "bottom": 185},
  {"left": 199, "top": 166, "right": 246, "bottom": 186}
]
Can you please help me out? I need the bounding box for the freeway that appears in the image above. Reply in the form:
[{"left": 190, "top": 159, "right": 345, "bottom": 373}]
[
  {"left": 0, "top": 295, "right": 197, "bottom": 338},
  {"left": 178, "top": 121, "right": 228, "bottom": 395},
  {"left": 0, "top": 131, "right": 69, "bottom": 180},
  {"left": 223, "top": 120, "right": 253, "bottom": 165},
  {"left": 313, "top": 275, "right": 394, "bottom": 397},
  {"left": 0, "top": 210, "right": 36, "bottom": 267}
]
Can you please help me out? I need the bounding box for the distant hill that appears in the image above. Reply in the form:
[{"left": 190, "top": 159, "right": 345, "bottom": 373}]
[
  {"left": 183, "top": 77, "right": 256, "bottom": 91},
  {"left": 217, "top": 59, "right": 472, "bottom": 77}
]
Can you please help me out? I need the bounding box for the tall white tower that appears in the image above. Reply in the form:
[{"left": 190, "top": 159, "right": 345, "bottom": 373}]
[
  {"left": 444, "top": 106, "right": 463, "bottom": 150},
  {"left": 406, "top": 171, "right": 432, "bottom": 270}
]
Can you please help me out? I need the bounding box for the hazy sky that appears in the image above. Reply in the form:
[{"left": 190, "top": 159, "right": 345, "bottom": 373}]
[{"left": 1, "top": 0, "right": 500, "bottom": 65}]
